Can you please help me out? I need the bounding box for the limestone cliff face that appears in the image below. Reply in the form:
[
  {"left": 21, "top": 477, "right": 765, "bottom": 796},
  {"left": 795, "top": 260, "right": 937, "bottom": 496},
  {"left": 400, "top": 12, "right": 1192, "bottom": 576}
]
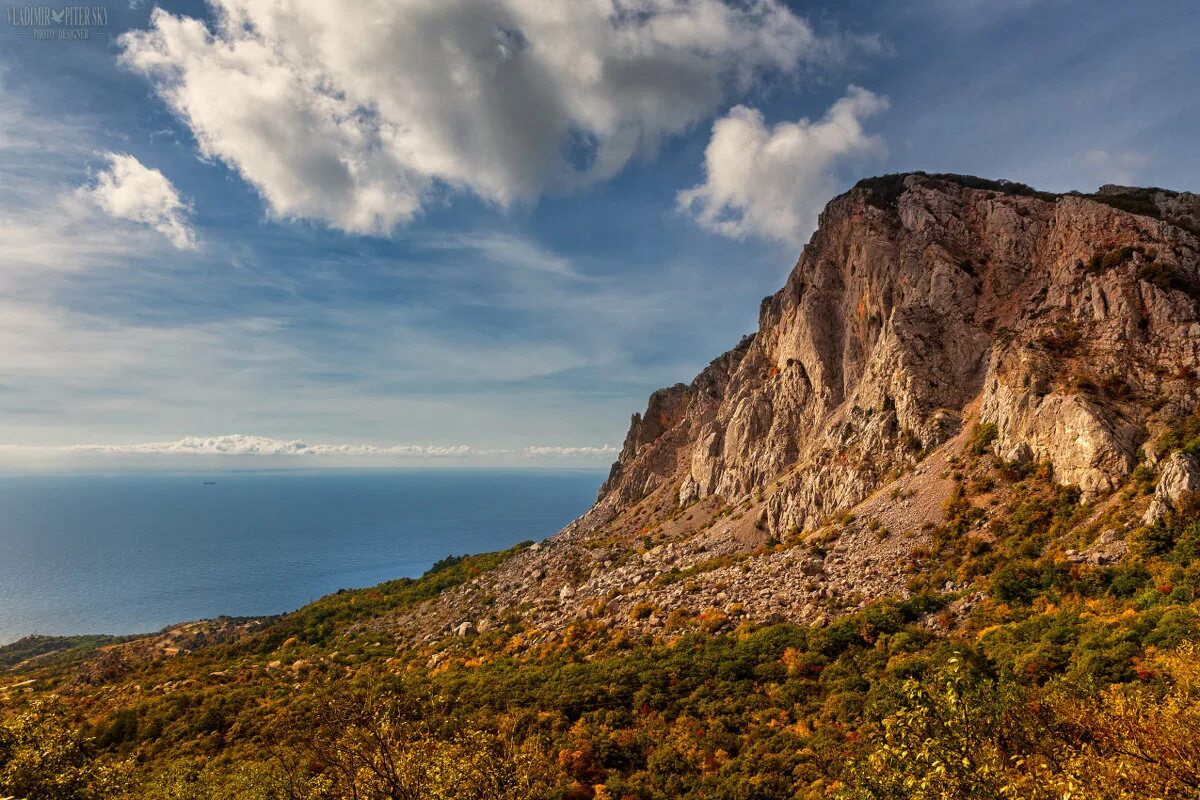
[
  {"left": 596, "top": 173, "right": 1200, "bottom": 533},
  {"left": 378, "top": 173, "right": 1200, "bottom": 645}
]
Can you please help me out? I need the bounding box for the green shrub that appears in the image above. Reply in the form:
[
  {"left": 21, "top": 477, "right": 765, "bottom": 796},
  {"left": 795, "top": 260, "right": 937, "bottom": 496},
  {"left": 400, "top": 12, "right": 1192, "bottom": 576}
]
[
  {"left": 1035, "top": 321, "right": 1084, "bottom": 355},
  {"left": 992, "top": 559, "right": 1043, "bottom": 605},
  {"left": 1138, "top": 261, "right": 1195, "bottom": 294},
  {"left": 1109, "top": 561, "right": 1153, "bottom": 597},
  {"left": 0, "top": 698, "right": 130, "bottom": 799},
  {"left": 968, "top": 422, "right": 999, "bottom": 455}
]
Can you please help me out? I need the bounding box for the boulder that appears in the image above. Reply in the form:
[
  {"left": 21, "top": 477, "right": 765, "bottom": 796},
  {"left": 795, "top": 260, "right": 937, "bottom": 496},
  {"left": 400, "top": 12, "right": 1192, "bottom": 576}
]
[{"left": 1142, "top": 452, "right": 1200, "bottom": 525}]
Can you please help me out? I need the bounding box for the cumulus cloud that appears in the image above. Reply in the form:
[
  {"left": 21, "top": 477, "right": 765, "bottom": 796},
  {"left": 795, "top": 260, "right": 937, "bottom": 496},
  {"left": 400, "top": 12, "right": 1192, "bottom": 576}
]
[
  {"left": 678, "top": 86, "right": 888, "bottom": 244},
  {"left": 0, "top": 435, "right": 616, "bottom": 459},
  {"left": 80, "top": 152, "right": 196, "bottom": 249},
  {"left": 118, "top": 0, "right": 870, "bottom": 234},
  {"left": 0, "top": 98, "right": 198, "bottom": 281}
]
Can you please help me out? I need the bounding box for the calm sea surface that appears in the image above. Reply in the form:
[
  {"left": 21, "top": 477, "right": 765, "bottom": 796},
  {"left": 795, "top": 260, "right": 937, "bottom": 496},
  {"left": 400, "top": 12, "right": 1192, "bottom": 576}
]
[{"left": 0, "top": 469, "right": 603, "bottom": 644}]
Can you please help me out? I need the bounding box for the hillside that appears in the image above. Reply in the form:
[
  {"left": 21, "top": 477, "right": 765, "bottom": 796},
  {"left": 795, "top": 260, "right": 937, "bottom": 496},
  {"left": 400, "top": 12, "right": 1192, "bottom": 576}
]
[{"left": 2, "top": 173, "right": 1200, "bottom": 799}]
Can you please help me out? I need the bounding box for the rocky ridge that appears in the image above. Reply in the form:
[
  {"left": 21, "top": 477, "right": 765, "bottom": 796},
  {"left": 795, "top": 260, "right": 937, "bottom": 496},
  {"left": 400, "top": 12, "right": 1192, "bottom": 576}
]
[{"left": 377, "top": 173, "right": 1200, "bottom": 647}]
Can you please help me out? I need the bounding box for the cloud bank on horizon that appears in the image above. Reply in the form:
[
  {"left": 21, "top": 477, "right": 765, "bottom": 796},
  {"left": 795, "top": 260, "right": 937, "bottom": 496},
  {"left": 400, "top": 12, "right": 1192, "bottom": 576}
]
[{"left": 0, "top": 435, "right": 617, "bottom": 460}]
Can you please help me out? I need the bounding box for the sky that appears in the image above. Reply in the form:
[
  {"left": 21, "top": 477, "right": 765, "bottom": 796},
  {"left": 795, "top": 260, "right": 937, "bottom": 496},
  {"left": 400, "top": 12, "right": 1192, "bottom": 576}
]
[{"left": 0, "top": 0, "right": 1196, "bottom": 470}]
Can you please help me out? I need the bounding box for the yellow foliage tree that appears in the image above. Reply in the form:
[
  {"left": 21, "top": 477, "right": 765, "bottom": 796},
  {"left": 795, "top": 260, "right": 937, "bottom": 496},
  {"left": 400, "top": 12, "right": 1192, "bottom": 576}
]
[{"left": 0, "top": 697, "right": 130, "bottom": 800}]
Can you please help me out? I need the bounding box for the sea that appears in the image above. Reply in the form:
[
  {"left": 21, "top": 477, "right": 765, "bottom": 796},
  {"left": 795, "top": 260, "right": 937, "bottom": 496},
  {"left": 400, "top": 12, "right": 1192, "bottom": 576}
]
[{"left": 0, "top": 469, "right": 603, "bottom": 645}]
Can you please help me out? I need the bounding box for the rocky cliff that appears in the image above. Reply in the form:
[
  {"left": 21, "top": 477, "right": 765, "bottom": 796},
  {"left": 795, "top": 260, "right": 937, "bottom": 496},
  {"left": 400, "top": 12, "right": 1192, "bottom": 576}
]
[
  {"left": 599, "top": 174, "right": 1200, "bottom": 518},
  {"left": 381, "top": 172, "right": 1200, "bottom": 644}
]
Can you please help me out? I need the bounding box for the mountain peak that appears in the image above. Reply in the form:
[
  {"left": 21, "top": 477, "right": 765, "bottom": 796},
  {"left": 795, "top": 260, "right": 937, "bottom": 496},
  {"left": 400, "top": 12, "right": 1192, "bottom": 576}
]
[
  {"left": 846, "top": 172, "right": 1200, "bottom": 233},
  {"left": 852, "top": 171, "right": 1059, "bottom": 206}
]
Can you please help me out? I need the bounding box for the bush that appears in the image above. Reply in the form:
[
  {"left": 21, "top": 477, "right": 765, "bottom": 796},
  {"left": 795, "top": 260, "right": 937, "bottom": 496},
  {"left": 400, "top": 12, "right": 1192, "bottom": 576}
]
[
  {"left": 1085, "top": 244, "right": 1138, "bottom": 274},
  {"left": 968, "top": 422, "right": 999, "bottom": 455},
  {"left": 1130, "top": 524, "right": 1176, "bottom": 558},
  {"left": 1035, "top": 321, "right": 1083, "bottom": 355},
  {"left": 1139, "top": 261, "right": 1195, "bottom": 295},
  {"left": 0, "top": 697, "right": 130, "bottom": 799},
  {"left": 629, "top": 602, "right": 656, "bottom": 621},
  {"left": 992, "top": 559, "right": 1043, "bottom": 605},
  {"left": 1108, "top": 561, "right": 1153, "bottom": 598}
]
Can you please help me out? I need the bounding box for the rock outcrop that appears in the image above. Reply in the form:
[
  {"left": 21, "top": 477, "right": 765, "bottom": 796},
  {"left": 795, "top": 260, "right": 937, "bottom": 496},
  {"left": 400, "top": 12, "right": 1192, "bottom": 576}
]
[
  {"left": 1143, "top": 451, "right": 1200, "bottom": 525},
  {"left": 596, "top": 174, "right": 1200, "bottom": 524}
]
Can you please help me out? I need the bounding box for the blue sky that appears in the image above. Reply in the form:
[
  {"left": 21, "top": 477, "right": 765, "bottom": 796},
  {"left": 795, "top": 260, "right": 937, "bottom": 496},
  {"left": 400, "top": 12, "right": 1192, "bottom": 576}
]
[{"left": 0, "top": 0, "right": 1196, "bottom": 469}]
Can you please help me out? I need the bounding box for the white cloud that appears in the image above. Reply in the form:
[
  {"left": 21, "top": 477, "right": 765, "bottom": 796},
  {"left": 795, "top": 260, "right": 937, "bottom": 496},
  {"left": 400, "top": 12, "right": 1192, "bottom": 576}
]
[
  {"left": 0, "top": 434, "right": 616, "bottom": 459},
  {"left": 420, "top": 232, "right": 581, "bottom": 279},
  {"left": 0, "top": 193, "right": 159, "bottom": 281},
  {"left": 0, "top": 99, "right": 183, "bottom": 281},
  {"left": 80, "top": 152, "right": 196, "bottom": 249},
  {"left": 523, "top": 445, "right": 618, "bottom": 457},
  {"left": 1077, "top": 148, "right": 1149, "bottom": 187},
  {"left": 678, "top": 86, "right": 888, "bottom": 244},
  {"left": 67, "top": 435, "right": 472, "bottom": 457},
  {"left": 118, "top": 0, "right": 869, "bottom": 234},
  {"left": 916, "top": 0, "right": 1058, "bottom": 31}
]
